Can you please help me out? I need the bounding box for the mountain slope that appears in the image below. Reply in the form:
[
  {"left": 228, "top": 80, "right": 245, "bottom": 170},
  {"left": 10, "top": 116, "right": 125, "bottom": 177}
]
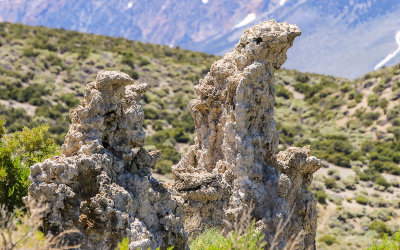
[
  {"left": 0, "top": 22, "right": 399, "bottom": 249},
  {"left": 1, "top": 0, "right": 400, "bottom": 78}
]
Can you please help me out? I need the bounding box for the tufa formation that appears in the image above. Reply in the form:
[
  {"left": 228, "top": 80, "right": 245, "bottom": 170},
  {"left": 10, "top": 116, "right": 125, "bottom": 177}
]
[
  {"left": 172, "top": 20, "right": 322, "bottom": 249},
  {"left": 27, "top": 20, "right": 322, "bottom": 249},
  {"left": 27, "top": 71, "right": 187, "bottom": 249}
]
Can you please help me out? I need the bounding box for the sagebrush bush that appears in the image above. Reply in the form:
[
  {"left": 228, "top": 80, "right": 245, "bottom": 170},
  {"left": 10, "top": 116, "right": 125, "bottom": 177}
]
[
  {"left": 368, "top": 230, "right": 400, "bottom": 250},
  {"left": 355, "top": 195, "right": 368, "bottom": 205},
  {"left": 313, "top": 190, "right": 327, "bottom": 205},
  {"left": 367, "top": 94, "right": 380, "bottom": 108},
  {"left": 311, "top": 134, "right": 357, "bottom": 168},
  {"left": 369, "top": 220, "right": 392, "bottom": 237},
  {"left": 0, "top": 121, "right": 60, "bottom": 210},
  {"left": 318, "top": 234, "right": 337, "bottom": 246},
  {"left": 324, "top": 178, "right": 337, "bottom": 189}
]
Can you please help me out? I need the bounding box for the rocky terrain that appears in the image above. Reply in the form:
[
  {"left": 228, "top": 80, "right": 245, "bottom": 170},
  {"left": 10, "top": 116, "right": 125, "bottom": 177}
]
[
  {"left": 1, "top": 0, "right": 400, "bottom": 78},
  {"left": 0, "top": 22, "right": 399, "bottom": 249}
]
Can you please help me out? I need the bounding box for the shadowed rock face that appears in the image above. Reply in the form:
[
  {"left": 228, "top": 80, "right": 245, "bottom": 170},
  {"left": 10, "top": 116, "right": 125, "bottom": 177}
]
[
  {"left": 172, "top": 20, "right": 321, "bottom": 249},
  {"left": 27, "top": 71, "right": 187, "bottom": 249}
]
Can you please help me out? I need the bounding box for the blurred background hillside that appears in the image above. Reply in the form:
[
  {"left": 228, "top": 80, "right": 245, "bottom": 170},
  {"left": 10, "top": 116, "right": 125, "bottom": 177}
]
[{"left": 1, "top": 0, "right": 400, "bottom": 78}]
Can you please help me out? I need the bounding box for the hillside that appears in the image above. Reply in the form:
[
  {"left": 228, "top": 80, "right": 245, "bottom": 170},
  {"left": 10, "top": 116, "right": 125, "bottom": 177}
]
[
  {"left": 0, "top": 22, "right": 399, "bottom": 249},
  {"left": 1, "top": 0, "right": 400, "bottom": 78}
]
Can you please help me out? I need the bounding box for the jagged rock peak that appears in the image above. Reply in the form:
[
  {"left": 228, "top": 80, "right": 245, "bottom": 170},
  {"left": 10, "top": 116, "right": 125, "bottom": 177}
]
[
  {"left": 27, "top": 71, "right": 187, "bottom": 249},
  {"left": 62, "top": 71, "right": 149, "bottom": 158},
  {"left": 172, "top": 20, "right": 321, "bottom": 249}
]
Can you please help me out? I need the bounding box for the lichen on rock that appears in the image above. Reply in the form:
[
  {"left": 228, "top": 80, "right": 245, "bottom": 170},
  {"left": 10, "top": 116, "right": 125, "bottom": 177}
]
[
  {"left": 27, "top": 71, "right": 187, "bottom": 249},
  {"left": 172, "top": 20, "right": 321, "bottom": 249}
]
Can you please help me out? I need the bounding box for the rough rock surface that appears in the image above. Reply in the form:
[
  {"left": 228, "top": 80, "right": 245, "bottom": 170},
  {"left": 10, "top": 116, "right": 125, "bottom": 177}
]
[
  {"left": 27, "top": 71, "right": 187, "bottom": 249},
  {"left": 172, "top": 20, "right": 322, "bottom": 249}
]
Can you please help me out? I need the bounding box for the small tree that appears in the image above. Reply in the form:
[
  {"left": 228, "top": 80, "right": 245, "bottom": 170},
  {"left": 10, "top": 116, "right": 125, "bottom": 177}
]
[{"left": 0, "top": 120, "right": 60, "bottom": 210}]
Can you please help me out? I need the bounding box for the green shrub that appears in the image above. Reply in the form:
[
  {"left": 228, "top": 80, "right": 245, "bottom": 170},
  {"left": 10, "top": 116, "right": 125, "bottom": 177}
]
[
  {"left": 343, "top": 176, "right": 357, "bottom": 190},
  {"left": 190, "top": 220, "right": 266, "bottom": 250},
  {"left": 390, "top": 179, "right": 399, "bottom": 187},
  {"left": 324, "top": 178, "right": 337, "bottom": 189},
  {"left": 387, "top": 109, "right": 399, "bottom": 121},
  {"left": 318, "top": 234, "right": 337, "bottom": 246},
  {"left": 313, "top": 190, "right": 327, "bottom": 205},
  {"left": 44, "top": 53, "right": 64, "bottom": 68},
  {"left": 368, "top": 230, "right": 400, "bottom": 250},
  {"left": 115, "top": 237, "right": 129, "bottom": 250},
  {"left": 77, "top": 50, "right": 90, "bottom": 60},
  {"left": 124, "top": 69, "right": 139, "bottom": 80},
  {"left": 375, "top": 176, "right": 390, "bottom": 189},
  {"left": 28, "top": 97, "right": 45, "bottom": 106},
  {"left": 173, "top": 128, "right": 190, "bottom": 143},
  {"left": 355, "top": 195, "right": 368, "bottom": 205},
  {"left": 32, "top": 39, "right": 57, "bottom": 52},
  {"left": 295, "top": 73, "right": 310, "bottom": 83},
  {"left": 275, "top": 85, "right": 293, "bottom": 99},
  {"left": 340, "top": 82, "right": 351, "bottom": 93},
  {"left": 22, "top": 47, "right": 39, "bottom": 57},
  {"left": 327, "top": 169, "right": 338, "bottom": 176},
  {"left": 348, "top": 91, "right": 363, "bottom": 102},
  {"left": 379, "top": 98, "right": 388, "bottom": 110},
  {"left": 143, "top": 107, "right": 159, "bottom": 120},
  {"left": 311, "top": 134, "right": 355, "bottom": 168},
  {"left": 5, "top": 83, "right": 51, "bottom": 103},
  {"left": 366, "top": 140, "right": 400, "bottom": 176},
  {"left": 367, "top": 94, "right": 380, "bottom": 108},
  {"left": 363, "top": 112, "right": 380, "bottom": 121},
  {"left": 60, "top": 93, "right": 80, "bottom": 108},
  {"left": 35, "top": 105, "right": 64, "bottom": 119},
  {"left": 0, "top": 121, "right": 60, "bottom": 210},
  {"left": 369, "top": 220, "right": 392, "bottom": 238},
  {"left": 0, "top": 106, "right": 32, "bottom": 133},
  {"left": 138, "top": 57, "right": 150, "bottom": 66},
  {"left": 152, "top": 120, "right": 165, "bottom": 131},
  {"left": 121, "top": 54, "right": 135, "bottom": 69},
  {"left": 329, "top": 153, "right": 351, "bottom": 168},
  {"left": 155, "top": 160, "right": 173, "bottom": 174},
  {"left": 277, "top": 122, "right": 303, "bottom": 145},
  {"left": 373, "top": 83, "right": 387, "bottom": 94}
]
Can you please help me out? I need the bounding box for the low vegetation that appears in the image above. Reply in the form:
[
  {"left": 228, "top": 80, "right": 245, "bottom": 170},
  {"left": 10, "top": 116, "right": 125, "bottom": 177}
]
[
  {"left": 368, "top": 229, "right": 400, "bottom": 250},
  {"left": 190, "top": 222, "right": 266, "bottom": 250},
  {"left": 0, "top": 120, "right": 59, "bottom": 210}
]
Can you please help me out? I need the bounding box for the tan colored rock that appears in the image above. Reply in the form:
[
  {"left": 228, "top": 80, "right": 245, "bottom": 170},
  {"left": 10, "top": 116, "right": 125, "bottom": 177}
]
[
  {"left": 172, "top": 20, "right": 321, "bottom": 249},
  {"left": 27, "top": 71, "right": 187, "bottom": 249}
]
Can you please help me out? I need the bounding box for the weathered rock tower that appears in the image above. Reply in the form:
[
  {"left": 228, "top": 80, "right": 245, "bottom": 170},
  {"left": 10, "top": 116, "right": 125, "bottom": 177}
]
[
  {"left": 172, "top": 20, "right": 321, "bottom": 249},
  {"left": 27, "top": 71, "right": 187, "bottom": 249}
]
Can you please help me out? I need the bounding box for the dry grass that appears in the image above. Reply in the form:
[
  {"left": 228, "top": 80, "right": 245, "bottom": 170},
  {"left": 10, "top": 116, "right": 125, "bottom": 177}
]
[
  {"left": 191, "top": 202, "right": 308, "bottom": 250},
  {"left": 0, "top": 204, "right": 81, "bottom": 250}
]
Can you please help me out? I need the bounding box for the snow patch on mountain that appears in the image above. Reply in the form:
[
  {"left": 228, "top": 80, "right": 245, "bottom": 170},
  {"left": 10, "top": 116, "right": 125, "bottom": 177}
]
[
  {"left": 234, "top": 13, "right": 256, "bottom": 28},
  {"left": 280, "top": 0, "right": 288, "bottom": 6},
  {"left": 374, "top": 29, "right": 400, "bottom": 70}
]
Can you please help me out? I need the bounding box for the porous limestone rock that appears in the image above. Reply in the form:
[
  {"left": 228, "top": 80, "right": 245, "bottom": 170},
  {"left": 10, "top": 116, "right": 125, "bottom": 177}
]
[
  {"left": 27, "top": 71, "right": 187, "bottom": 249},
  {"left": 172, "top": 20, "right": 322, "bottom": 249}
]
